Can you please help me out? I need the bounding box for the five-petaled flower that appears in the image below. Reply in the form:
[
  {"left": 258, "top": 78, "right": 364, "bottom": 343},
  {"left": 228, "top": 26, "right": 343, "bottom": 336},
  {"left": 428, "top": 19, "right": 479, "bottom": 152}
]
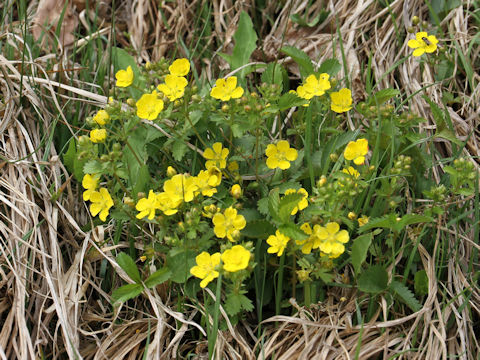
[
  {"left": 163, "top": 174, "right": 198, "bottom": 203},
  {"left": 330, "top": 88, "right": 353, "bottom": 113},
  {"left": 194, "top": 170, "right": 218, "bottom": 197},
  {"left": 284, "top": 188, "right": 308, "bottom": 215},
  {"left": 221, "top": 245, "right": 250, "bottom": 272},
  {"left": 82, "top": 174, "right": 100, "bottom": 201},
  {"left": 115, "top": 66, "right": 134, "bottom": 87},
  {"left": 169, "top": 58, "right": 190, "bottom": 77},
  {"left": 266, "top": 230, "right": 290, "bottom": 256},
  {"left": 296, "top": 223, "right": 324, "bottom": 254},
  {"left": 212, "top": 207, "right": 246, "bottom": 242},
  {"left": 408, "top": 32, "right": 438, "bottom": 57},
  {"left": 136, "top": 190, "right": 160, "bottom": 220},
  {"left": 93, "top": 110, "right": 110, "bottom": 126},
  {"left": 89, "top": 187, "right": 114, "bottom": 222},
  {"left": 358, "top": 215, "right": 369, "bottom": 227},
  {"left": 157, "top": 74, "right": 188, "bottom": 101},
  {"left": 344, "top": 139, "right": 368, "bottom": 165},
  {"left": 90, "top": 129, "right": 106, "bottom": 143},
  {"left": 296, "top": 73, "right": 331, "bottom": 100},
  {"left": 210, "top": 76, "right": 244, "bottom": 101},
  {"left": 136, "top": 91, "right": 164, "bottom": 120},
  {"left": 265, "top": 140, "right": 298, "bottom": 170},
  {"left": 190, "top": 252, "right": 221, "bottom": 288},
  {"left": 317, "top": 222, "right": 349, "bottom": 258},
  {"left": 203, "top": 142, "right": 229, "bottom": 170}
]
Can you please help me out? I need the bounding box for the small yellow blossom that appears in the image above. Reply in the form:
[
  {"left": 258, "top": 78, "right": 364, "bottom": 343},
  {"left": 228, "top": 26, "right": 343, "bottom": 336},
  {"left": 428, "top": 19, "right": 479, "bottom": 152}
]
[
  {"left": 163, "top": 174, "right": 198, "bottom": 203},
  {"left": 296, "top": 73, "right": 331, "bottom": 100},
  {"left": 207, "top": 166, "right": 223, "bottom": 187},
  {"left": 212, "top": 207, "right": 246, "bottom": 242},
  {"left": 230, "top": 184, "right": 242, "bottom": 199},
  {"left": 157, "top": 75, "right": 188, "bottom": 101},
  {"left": 330, "top": 88, "right": 353, "bottom": 113},
  {"left": 342, "top": 166, "right": 360, "bottom": 179},
  {"left": 203, "top": 142, "right": 229, "bottom": 170},
  {"left": 358, "top": 215, "right": 369, "bottom": 227},
  {"left": 202, "top": 204, "right": 219, "bottom": 218},
  {"left": 93, "top": 110, "right": 110, "bottom": 126},
  {"left": 221, "top": 245, "right": 250, "bottom": 272},
  {"left": 155, "top": 192, "right": 181, "bottom": 215},
  {"left": 169, "top": 58, "right": 190, "bottom": 77},
  {"left": 289, "top": 89, "right": 309, "bottom": 107},
  {"left": 82, "top": 174, "right": 100, "bottom": 201},
  {"left": 115, "top": 66, "right": 134, "bottom": 87},
  {"left": 317, "top": 222, "right": 349, "bottom": 257},
  {"left": 139, "top": 255, "right": 147, "bottom": 262},
  {"left": 408, "top": 32, "right": 439, "bottom": 57},
  {"left": 296, "top": 223, "right": 323, "bottom": 254},
  {"left": 284, "top": 188, "right": 308, "bottom": 215},
  {"left": 265, "top": 140, "right": 298, "bottom": 170},
  {"left": 89, "top": 187, "right": 114, "bottom": 222},
  {"left": 344, "top": 139, "right": 368, "bottom": 165},
  {"left": 297, "top": 269, "right": 312, "bottom": 282},
  {"left": 194, "top": 170, "right": 218, "bottom": 197},
  {"left": 348, "top": 212, "right": 357, "bottom": 220},
  {"left": 136, "top": 190, "right": 160, "bottom": 220},
  {"left": 210, "top": 76, "right": 244, "bottom": 101},
  {"left": 90, "top": 129, "right": 106, "bottom": 143},
  {"left": 266, "top": 230, "right": 290, "bottom": 256},
  {"left": 136, "top": 91, "right": 164, "bottom": 120},
  {"left": 166, "top": 166, "right": 177, "bottom": 177},
  {"left": 190, "top": 252, "right": 221, "bottom": 288}
]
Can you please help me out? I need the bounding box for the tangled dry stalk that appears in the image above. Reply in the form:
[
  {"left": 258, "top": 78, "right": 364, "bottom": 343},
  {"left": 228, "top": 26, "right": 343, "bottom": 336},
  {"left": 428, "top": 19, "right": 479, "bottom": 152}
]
[{"left": 0, "top": 0, "right": 479, "bottom": 359}]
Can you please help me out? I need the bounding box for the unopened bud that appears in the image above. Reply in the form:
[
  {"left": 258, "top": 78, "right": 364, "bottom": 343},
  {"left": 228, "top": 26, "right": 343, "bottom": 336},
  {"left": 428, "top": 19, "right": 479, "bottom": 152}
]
[
  {"left": 166, "top": 166, "right": 177, "bottom": 177},
  {"left": 126, "top": 98, "right": 136, "bottom": 107},
  {"left": 348, "top": 212, "right": 357, "bottom": 220},
  {"left": 412, "top": 16, "right": 420, "bottom": 25},
  {"left": 230, "top": 184, "right": 242, "bottom": 199}
]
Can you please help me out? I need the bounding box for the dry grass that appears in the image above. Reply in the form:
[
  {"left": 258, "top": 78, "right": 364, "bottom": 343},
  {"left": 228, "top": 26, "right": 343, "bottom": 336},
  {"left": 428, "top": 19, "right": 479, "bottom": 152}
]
[{"left": 0, "top": 0, "right": 479, "bottom": 359}]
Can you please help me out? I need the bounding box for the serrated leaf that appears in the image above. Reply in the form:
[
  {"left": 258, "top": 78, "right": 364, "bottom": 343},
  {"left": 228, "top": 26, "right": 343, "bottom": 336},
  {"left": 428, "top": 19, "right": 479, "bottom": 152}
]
[
  {"left": 278, "top": 92, "right": 308, "bottom": 111},
  {"left": 111, "top": 283, "right": 143, "bottom": 304},
  {"left": 242, "top": 220, "right": 275, "bottom": 238},
  {"left": 357, "top": 265, "right": 388, "bottom": 293},
  {"left": 397, "top": 214, "right": 433, "bottom": 231},
  {"left": 434, "top": 128, "right": 463, "bottom": 145},
  {"left": 350, "top": 233, "right": 373, "bottom": 275},
  {"left": 83, "top": 160, "right": 103, "bottom": 175},
  {"left": 317, "top": 58, "right": 341, "bottom": 76},
  {"left": 414, "top": 270, "right": 429, "bottom": 297},
  {"left": 390, "top": 280, "right": 422, "bottom": 312},
  {"left": 278, "top": 223, "right": 308, "bottom": 240},
  {"left": 278, "top": 192, "right": 304, "bottom": 223},
  {"left": 367, "top": 88, "right": 400, "bottom": 106},
  {"left": 144, "top": 267, "right": 171, "bottom": 288},
  {"left": 116, "top": 252, "right": 142, "bottom": 283},
  {"left": 257, "top": 197, "right": 269, "bottom": 216},
  {"left": 229, "top": 11, "right": 258, "bottom": 79},
  {"left": 238, "top": 294, "right": 254, "bottom": 312},
  {"left": 268, "top": 188, "right": 281, "bottom": 222},
  {"left": 423, "top": 96, "right": 446, "bottom": 131},
  {"left": 224, "top": 294, "right": 242, "bottom": 316},
  {"left": 133, "top": 165, "right": 151, "bottom": 196},
  {"left": 171, "top": 139, "right": 189, "bottom": 162},
  {"left": 280, "top": 45, "right": 314, "bottom": 78},
  {"left": 167, "top": 249, "right": 197, "bottom": 283}
]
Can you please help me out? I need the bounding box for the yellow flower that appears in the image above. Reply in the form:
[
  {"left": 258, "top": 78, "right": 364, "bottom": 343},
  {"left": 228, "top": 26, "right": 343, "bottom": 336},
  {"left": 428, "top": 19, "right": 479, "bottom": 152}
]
[
  {"left": 194, "top": 170, "right": 218, "bottom": 197},
  {"left": 296, "top": 73, "right": 331, "bottom": 100},
  {"left": 265, "top": 140, "right": 298, "bottom": 170},
  {"left": 115, "top": 66, "right": 134, "bottom": 87},
  {"left": 190, "top": 252, "right": 221, "bottom": 288},
  {"left": 330, "top": 88, "right": 353, "bottom": 113},
  {"left": 289, "top": 89, "right": 309, "bottom": 107},
  {"left": 408, "top": 32, "right": 439, "bottom": 57},
  {"left": 284, "top": 188, "right": 308, "bottom": 215},
  {"left": 358, "top": 215, "right": 369, "bottom": 227},
  {"left": 297, "top": 269, "right": 312, "bottom": 282},
  {"left": 266, "top": 230, "right": 290, "bottom": 256},
  {"left": 203, "top": 142, "right": 229, "bottom": 170},
  {"left": 93, "top": 109, "right": 110, "bottom": 126},
  {"left": 136, "top": 190, "right": 160, "bottom": 220},
  {"left": 166, "top": 166, "right": 177, "bottom": 177},
  {"left": 296, "top": 223, "right": 323, "bottom": 254},
  {"left": 317, "top": 222, "right": 349, "bottom": 257},
  {"left": 169, "top": 58, "right": 190, "bottom": 77},
  {"left": 136, "top": 91, "right": 164, "bottom": 120},
  {"left": 82, "top": 174, "right": 100, "bottom": 201},
  {"left": 230, "top": 184, "right": 242, "bottom": 199},
  {"left": 157, "top": 75, "right": 188, "bottom": 101},
  {"left": 207, "top": 166, "right": 222, "bottom": 186},
  {"left": 221, "top": 245, "right": 250, "bottom": 272},
  {"left": 228, "top": 161, "right": 239, "bottom": 172},
  {"left": 90, "top": 129, "right": 106, "bottom": 143},
  {"left": 155, "top": 192, "right": 181, "bottom": 215},
  {"left": 212, "top": 207, "right": 246, "bottom": 242},
  {"left": 89, "top": 187, "right": 114, "bottom": 222},
  {"left": 210, "top": 76, "right": 244, "bottom": 101},
  {"left": 342, "top": 166, "right": 360, "bottom": 179},
  {"left": 344, "top": 139, "right": 368, "bottom": 165},
  {"left": 163, "top": 174, "right": 198, "bottom": 203}
]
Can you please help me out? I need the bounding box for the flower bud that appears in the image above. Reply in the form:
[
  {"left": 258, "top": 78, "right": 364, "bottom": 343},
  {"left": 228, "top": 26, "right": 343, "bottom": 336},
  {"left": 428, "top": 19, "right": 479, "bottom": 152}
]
[
  {"left": 317, "top": 176, "right": 327, "bottom": 187},
  {"left": 230, "top": 184, "right": 242, "bottom": 199},
  {"left": 221, "top": 104, "right": 230, "bottom": 112},
  {"left": 166, "top": 166, "right": 177, "bottom": 177},
  {"left": 78, "top": 135, "right": 90, "bottom": 146},
  {"left": 145, "top": 61, "right": 152, "bottom": 70},
  {"left": 126, "top": 98, "right": 136, "bottom": 107},
  {"left": 412, "top": 16, "right": 420, "bottom": 25},
  {"left": 348, "top": 212, "right": 357, "bottom": 220},
  {"left": 296, "top": 269, "right": 311, "bottom": 283},
  {"left": 123, "top": 197, "right": 135, "bottom": 207},
  {"left": 329, "top": 153, "right": 338, "bottom": 162}
]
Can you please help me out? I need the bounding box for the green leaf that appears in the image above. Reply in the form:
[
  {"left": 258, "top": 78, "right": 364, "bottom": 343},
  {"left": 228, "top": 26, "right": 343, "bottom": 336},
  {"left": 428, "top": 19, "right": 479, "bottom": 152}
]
[
  {"left": 111, "top": 283, "right": 143, "bottom": 304},
  {"left": 350, "top": 233, "right": 373, "bottom": 275},
  {"left": 390, "top": 280, "right": 422, "bottom": 312},
  {"left": 63, "top": 139, "right": 76, "bottom": 175},
  {"left": 434, "top": 128, "right": 463, "bottom": 146},
  {"left": 144, "top": 267, "right": 172, "bottom": 288},
  {"left": 224, "top": 293, "right": 253, "bottom": 316},
  {"left": 257, "top": 197, "right": 269, "bottom": 216},
  {"left": 261, "top": 62, "right": 285, "bottom": 88},
  {"left": 171, "top": 139, "right": 189, "bottom": 162},
  {"left": 116, "top": 252, "right": 142, "bottom": 283},
  {"left": 83, "top": 160, "right": 103, "bottom": 175},
  {"left": 278, "top": 223, "right": 308, "bottom": 240},
  {"left": 367, "top": 88, "right": 400, "bottom": 106},
  {"left": 133, "top": 165, "right": 151, "bottom": 196},
  {"left": 280, "top": 45, "right": 314, "bottom": 78},
  {"left": 167, "top": 249, "right": 197, "bottom": 283},
  {"left": 278, "top": 192, "right": 304, "bottom": 223},
  {"left": 357, "top": 265, "right": 388, "bottom": 293},
  {"left": 242, "top": 220, "right": 275, "bottom": 238},
  {"left": 423, "top": 96, "right": 446, "bottom": 131},
  {"left": 268, "top": 188, "right": 281, "bottom": 222},
  {"left": 414, "top": 270, "right": 429, "bottom": 297},
  {"left": 317, "top": 58, "right": 341, "bottom": 77},
  {"left": 229, "top": 11, "right": 258, "bottom": 79},
  {"left": 278, "top": 92, "right": 308, "bottom": 111},
  {"left": 358, "top": 214, "right": 433, "bottom": 233}
]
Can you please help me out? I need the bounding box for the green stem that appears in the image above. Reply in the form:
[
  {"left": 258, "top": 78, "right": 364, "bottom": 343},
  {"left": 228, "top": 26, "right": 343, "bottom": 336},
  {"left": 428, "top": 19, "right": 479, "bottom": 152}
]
[
  {"left": 305, "top": 106, "right": 315, "bottom": 191},
  {"left": 275, "top": 253, "right": 285, "bottom": 315},
  {"left": 208, "top": 273, "right": 222, "bottom": 359},
  {"left": 304, "top": 281, "right": 311, "bottom": 308}
]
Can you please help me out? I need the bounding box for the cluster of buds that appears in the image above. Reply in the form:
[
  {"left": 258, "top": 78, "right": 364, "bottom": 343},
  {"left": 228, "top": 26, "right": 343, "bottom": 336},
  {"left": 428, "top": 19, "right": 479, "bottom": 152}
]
[
  {"left": 258, "top": 82, "right": 282, "bottom": 99},
  {"left": 424, "top": 184, "right": 447, "bottom": 203},
  {"left": 390, "top": 155, "right": 412, "bottom": 175}
]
